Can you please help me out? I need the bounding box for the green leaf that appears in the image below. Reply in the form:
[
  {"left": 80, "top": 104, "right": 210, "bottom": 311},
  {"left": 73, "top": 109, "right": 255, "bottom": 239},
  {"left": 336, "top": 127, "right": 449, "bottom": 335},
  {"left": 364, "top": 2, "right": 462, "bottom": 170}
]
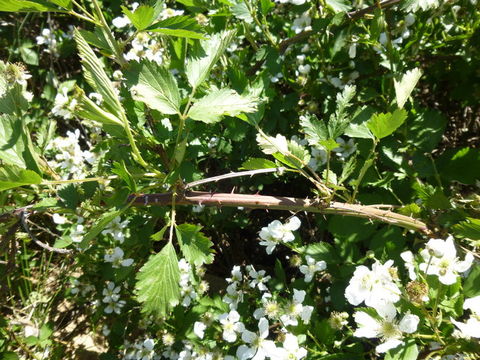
[
  {"left": 452, "top": 218, "right": 480, "bottom": 240},
  {"left": 260, "top": 0, "right": 274, "bottom": 15},
  {"left": 394, "top": 68, "right": 422, "bottom": 109},
  {"left": 256, "top": 133, "right": 288, "bottom": 155},
  {"left": 367, "top": 109, "right": 407, "bottom": 139},
  {"left": 0, "top": 165, "right": 42, "bottom": 191},
  {"left": 74, "top": 88, "right": 124, "bottom": 128},
  {"left": 19, "top": 45, "right": 39, "bottom": 65},
  {"left": 112, "top": 161, "right": 137, "bottom": 192},
  {"left": 231, "top": 2, "right": 253, "bottom": 23},
  {"left": 0, "top": 114, "right": 41, "bottom": 172},
  {"left": 464, "top": 265, "right": 480, "bottom": 297},
  {"left": 125, "top": 61, "right": 181, "bottom": 115},
  {"left": 0, "top": 0, "right": 61, "bottom": 11},
  {"left": 135, "top": 241, "right": 180, "bottom": 316},
  {"left": 407, "top": 109, "right": 447, "bottom": 152},
  {"left": 300, "top": 113, "right": 328, "bottom": 146},
  {"left": 385, "top": 339, "right": 418, "bottom": 360},
  {"left": 80, "top": 208, "right": 127, "bottom": 247},
  {"left": 328, "top": 85, "right": 356, "bottom": 139},
  {"left": 188, "top": 88, "right": 258, "bottom": 123},
  {"left": 325, "top": 0, "right": 352, "bottom": 12},
  {"left": 186, "top": 30, "right": 235, "bottom": 89},
  {"left": 49, "top": 0, "right": 71, "bottom": 9},
  {"left": 148, "top": 15, "right": 204, "bottom": 39},
  {"left": 73, "top": 29, "right": 125, "bottom": 122},
  {"left": 436, "top": 147, "right": 480, "bottom": 185},
  {"left": 241, "top": 158, "right": 277, "bottom": 170},
  {"left": 121, "top": 5, "right": 155, "bottom": 31},
  {"left": 175, "top": 224, "right": 214, "bottom": 266}
]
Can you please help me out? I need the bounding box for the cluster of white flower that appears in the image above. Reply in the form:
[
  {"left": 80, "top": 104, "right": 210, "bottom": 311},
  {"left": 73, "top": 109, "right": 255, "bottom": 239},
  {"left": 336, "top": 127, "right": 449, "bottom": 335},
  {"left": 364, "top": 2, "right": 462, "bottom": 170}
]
[
  {"left": 102, "top": 281, "right": 126, "bottom": 314},
  {"left": 451, "top": 296, "right": 480, "bottom": 339},
  {"left": 178, "top": 258, "right": 197, "bottom": 307},
  {"left": 102, "top": 216, "right": 129, "bottom": 243},
  {"left": 47, "top": 129, "right": 95, "bottom": 178},
  {"left": 104, "top": 247, "right": 134, "bottom": 268},
  {"left": 345, "top": 259, "right": 419, "bottom": 353},
  {"left": 123, "top": 338, "right": 156, "bottom": 360},
  {"left": 224, "top": 265, "right": 245, "bottom": 310},
  {"left": 258, "top": 216, "right": 301, "bottom": 254},
  {"left": 124, "top": 33, "right": 164, "bottom": 65},
  {"left": 291, "top": 12, "right": 311, "bottom": 34},
  {"left": 70, "top": 278, "right": 95, "bottom": 297},
  {"left": 52, "top": 87, "right": 77, "bottom": 119}
]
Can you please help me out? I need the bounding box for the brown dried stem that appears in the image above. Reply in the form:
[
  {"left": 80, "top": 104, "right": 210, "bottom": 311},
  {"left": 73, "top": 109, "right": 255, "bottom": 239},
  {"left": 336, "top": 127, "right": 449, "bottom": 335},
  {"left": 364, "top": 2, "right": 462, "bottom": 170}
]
[{"left": 129, "top": 191, "right": 432, "bottom": 235}]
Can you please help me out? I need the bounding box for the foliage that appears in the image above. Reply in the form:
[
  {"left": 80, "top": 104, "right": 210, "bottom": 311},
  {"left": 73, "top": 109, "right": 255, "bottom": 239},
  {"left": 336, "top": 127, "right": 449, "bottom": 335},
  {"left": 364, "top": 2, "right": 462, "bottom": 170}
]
[{"left": 0, "top": 0, "right": 479, "bottom": 359}]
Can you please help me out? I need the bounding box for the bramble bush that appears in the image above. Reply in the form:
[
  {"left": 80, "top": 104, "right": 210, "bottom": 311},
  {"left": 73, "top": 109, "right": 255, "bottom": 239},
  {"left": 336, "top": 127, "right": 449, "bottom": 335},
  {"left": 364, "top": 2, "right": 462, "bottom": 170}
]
[{"left": 0, "top": 0, "right": 480, "bottom": 359}]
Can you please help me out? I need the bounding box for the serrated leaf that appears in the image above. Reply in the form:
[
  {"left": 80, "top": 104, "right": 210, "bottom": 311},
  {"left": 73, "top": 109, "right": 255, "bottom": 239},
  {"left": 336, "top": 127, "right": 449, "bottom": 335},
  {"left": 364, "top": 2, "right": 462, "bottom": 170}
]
[
  {"left": 344, "top": 122, "right": 374, "bottom": 139},
  {"left": 148, "top": 15, "right": 204, "bottom": 39},
  {"left": 367, "top": 109, "right": 407, "bottom": 139},
  {"left": 452, "top": 218, "right": 480, "bottom": 240},
  {"left": 0, "top": 165, "right": 42, "bottom": 192},
  {"left": 0, "top": 0, "right": 61, "bottom": 11},
  {"left": 328, "top": 85, "right": 356, "bottom": 139},
  {"left": 126, "top": 61, "right": 181, "bottom": 115},
  {"left": 256, "top": 133, "right": 288, "bottom": 155},
  {"left": 73, "top": 29, "right": 125, "bottom": 122},
  {"left": 231, "top": 2, "right": 253, "bottom": 23},
  {"left": 0, "top": 114, "right": 41, "bottom": 172},
  {"left": 187, "top": 88, "right": 258, "bottom": 123},
  {"left": 186, "top": 30, "right": 235, "bottom": 89},
  {"left": 121, "top": 5, "right": 155, "bottom": 31},
  {"left": 135, "top": 241, "right": 180, "bottom": 316},
  {"left": 300, "top": 114, "right": 328, "bottom": 146},
  {"left": 175, "top": 224, "right": 214, "bottom": 266},
  {"left": 241, "top": 158, "right": 277, "bottom": 170},
  {"left": 303, "top": 242, "right": 339, "bottom": 264},
  {"left": 394, "top": 68, "right": 422, "bottom": 109}
]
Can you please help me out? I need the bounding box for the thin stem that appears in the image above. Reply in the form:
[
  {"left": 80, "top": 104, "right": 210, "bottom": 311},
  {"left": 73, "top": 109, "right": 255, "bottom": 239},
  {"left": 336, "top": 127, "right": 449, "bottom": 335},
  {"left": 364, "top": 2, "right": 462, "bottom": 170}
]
[
  {"left": 40, "top": 173, "right": 158, "bottom": 186},
  {"left": 185, "top": 168, "right": 286, "bottom": 189},
  {"left": 351, "top": 139, "right": 377, "bottom": 202}
]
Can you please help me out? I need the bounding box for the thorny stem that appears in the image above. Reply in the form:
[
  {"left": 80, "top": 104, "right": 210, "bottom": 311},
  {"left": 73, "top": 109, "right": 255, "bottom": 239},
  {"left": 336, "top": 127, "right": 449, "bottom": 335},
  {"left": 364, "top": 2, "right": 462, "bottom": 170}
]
[{"left": 128, "top": 191, "right": 432, "bottom": 235}]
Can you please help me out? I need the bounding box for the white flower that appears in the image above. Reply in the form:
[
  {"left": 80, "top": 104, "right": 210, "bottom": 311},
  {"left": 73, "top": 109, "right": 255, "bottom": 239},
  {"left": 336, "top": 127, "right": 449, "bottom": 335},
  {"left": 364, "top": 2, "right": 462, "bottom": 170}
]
[
  {"left": 275, "top": 333, "right": 308, "bottom": 359},
  {"left": 450, "top": 295, "right": 480, "bottom": 339},
  {"left": 161, "top": 8, "right": 184, "bottom": 19},
  {"left": 52, "top": 213, "right": 67, "bottom": 225},
  {"left": 192, "top": 204, "right": 205, "bottom": 213},
  {"left": 400, "top": 251, "right": 417, "bottom": 280},
  {"left": 253, "top": 293, "right": 280, "bottom": 320},
  {"left": 236, "top": 318, "right": 278, "bottom": 360},
  {"left": 451, "top": 316, "right": 480, "bottom": 339},
  {"left": 292, "top": 12, "right": 311, "bottom": 34},
  {"left": 290, "top": 0, "right": 306, "bottom": 4},
  {"left": 88, "top": 92, "right": 103, "bottom": 105},
  {"left": 193, "top": 321, "right": 206, "bottom": 339},
  {"left": 259, "top": 217, "right": 301, "bottom": 254},
  {"left": 405, "top": 13, "right": 416, "bottom": 27},
  {"left": 297, "top": 64, "right": 311, "bottom": 75},
  {"left": 333, "top": 137, "right": 357, "bottom": 159},
  {"left": 70, "top": 223, "right": 84, "bottom": 243},
  {"left": 112, "top": 16, "right": 130, "bottom": 28},
  {"left": 102, "top": 217, "right": 129, "bottom": 243},
  {"left": 308, "top": 147, "right": 328, "bottom": 171},
  {"left": 226, "top": 265, "right": 243, "bottom": 283},
  {"left": 134, "top": 338, "right": 156, "bottom": 360},
  {"left": 354, "top": 302, "right": 419, "bottom": 353},
  {"left": 248, "top": 266, "right": 271, "bottom": 291},
  {"left": 52, "top": 87, "right": 76, "bottom": 119},
  {"left": 299, "top": 256, "right": 327, "bottom": 282},
  {"left": 104, "top": 247, "right": 134, "bottom": 268},
  {"left": 218, "top": 310, "right": 245, "bottom": 342},
  {"left": 419, "top": 237, "right": 474, "bottom": 285},
  {"left": 406, "top": 0, "right": 439, "bottom": 11},
  {"left": 345, "top": 260, "right": 401, "bottom": 309},
  {"left": 223, "top": 282, "right": 244, "bottom": 310},
  {"left": 280, "top": 289, "right": 313, "bottom": 326},
  {"left": 102, "top": 281, "right": 126, "bottom": 314}
]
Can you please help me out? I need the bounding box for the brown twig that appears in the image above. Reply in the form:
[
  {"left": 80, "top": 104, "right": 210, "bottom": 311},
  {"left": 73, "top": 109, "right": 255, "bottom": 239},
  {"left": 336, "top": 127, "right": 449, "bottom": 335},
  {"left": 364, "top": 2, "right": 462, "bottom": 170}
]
[
  {"left": 19, "top": 211, "right": 72, "bottom": 254},
  {"left": 128, "top": 191, "right": 432, "bottom": 235}
]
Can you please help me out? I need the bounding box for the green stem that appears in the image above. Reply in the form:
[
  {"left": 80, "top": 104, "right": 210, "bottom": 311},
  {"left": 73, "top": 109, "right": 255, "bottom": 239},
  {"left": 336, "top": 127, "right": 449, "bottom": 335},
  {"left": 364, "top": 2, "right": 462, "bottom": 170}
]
[{"left": 351, "top": 139, "right": 377, "bottom": 202}]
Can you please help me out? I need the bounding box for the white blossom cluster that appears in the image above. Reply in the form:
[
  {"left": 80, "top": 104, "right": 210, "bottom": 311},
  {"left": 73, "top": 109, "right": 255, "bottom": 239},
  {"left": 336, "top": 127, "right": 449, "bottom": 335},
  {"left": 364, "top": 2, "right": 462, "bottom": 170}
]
[
  {"left": 47, "top": 129, "right": 95, "bottom": 178},
  {"left": 258, "top": 216, "right": 301, "bottom": 254},
  {"left": 345, "top": 235, "right": 475, "bottom": 353},
  {"left": 178, "top": 259, "right": 198, "bottom": 307},
  {"left": 102, "top": 281, "right": 126, "bottom": 314},
  {"left": 123, "top": 338, "right": 156, "bottom": 360}
]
